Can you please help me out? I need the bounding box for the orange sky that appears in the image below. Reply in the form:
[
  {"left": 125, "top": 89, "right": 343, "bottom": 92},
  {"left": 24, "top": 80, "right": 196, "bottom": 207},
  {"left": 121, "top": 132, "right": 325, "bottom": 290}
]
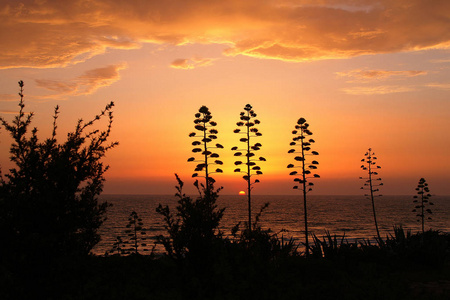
[{"left": 0, "top": 0, "right": 449, "bottom": 195}]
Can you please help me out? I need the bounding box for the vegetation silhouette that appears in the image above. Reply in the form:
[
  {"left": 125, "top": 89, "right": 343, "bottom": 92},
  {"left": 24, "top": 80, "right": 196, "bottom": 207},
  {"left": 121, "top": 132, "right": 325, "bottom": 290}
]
[
  {"left": 188, "top": 105, "right": 223, "bottom": 194},
  {"left": 0, "top": 80, "right": 117, "bottom": 261},
  {"left": 0, "top": 83, "right": 448, "bottom": 299},
  {"left": 360, "top": 148, "right": 383, "bottom": 244},
  {"left": 106, "top": 211, "right": 154, "bottom": 256},
  {"left": 287, "top": 117, "right": 319, "bottom": 255},
  {"left": 412, "top": 178, "right": 434, "bottom": 233},
  {"left": 231, "top": 103, "right": 265, "bottom": 230}
]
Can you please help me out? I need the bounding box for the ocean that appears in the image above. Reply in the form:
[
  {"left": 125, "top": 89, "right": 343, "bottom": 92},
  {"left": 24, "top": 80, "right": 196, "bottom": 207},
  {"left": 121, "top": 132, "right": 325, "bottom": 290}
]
[{"left": 92, "top": 194, "right": 450, "bottom": 255}]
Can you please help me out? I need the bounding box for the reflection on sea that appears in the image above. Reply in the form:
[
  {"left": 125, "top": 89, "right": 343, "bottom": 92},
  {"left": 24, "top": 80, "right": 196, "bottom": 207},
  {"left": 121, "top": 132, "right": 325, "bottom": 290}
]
[{"left": 93, "top": 194, "right": 450, "bottom": 255}]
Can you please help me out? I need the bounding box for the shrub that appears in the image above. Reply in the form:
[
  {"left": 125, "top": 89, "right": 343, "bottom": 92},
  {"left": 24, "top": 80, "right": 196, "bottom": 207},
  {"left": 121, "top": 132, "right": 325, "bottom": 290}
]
[{"left": 0, "top": 81, "right": 117, "bottom": 260}]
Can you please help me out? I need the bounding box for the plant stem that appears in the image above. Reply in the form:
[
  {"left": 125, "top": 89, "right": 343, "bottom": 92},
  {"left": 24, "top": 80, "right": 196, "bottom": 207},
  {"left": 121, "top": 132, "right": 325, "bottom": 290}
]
[
  {"left": 246, "top": 110, "right": 252, "bottom": 231},
  {"left": 301, "top": 128, "right": 309, "bottom": 255},
  {"left": 368, "top": 149, "right": 381, "bottom": 243}
]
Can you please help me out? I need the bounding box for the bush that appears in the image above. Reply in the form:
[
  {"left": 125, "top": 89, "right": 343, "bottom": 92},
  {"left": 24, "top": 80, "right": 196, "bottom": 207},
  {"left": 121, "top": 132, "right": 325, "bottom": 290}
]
[{"left": 0, "top": 81, "right": 117, "bottom": 261}]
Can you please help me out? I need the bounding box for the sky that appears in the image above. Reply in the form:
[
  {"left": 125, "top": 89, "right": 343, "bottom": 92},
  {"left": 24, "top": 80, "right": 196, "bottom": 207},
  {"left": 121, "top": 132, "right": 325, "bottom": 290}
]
[{"left": 0, "top": 0, "right": 449, "bottom": 195}]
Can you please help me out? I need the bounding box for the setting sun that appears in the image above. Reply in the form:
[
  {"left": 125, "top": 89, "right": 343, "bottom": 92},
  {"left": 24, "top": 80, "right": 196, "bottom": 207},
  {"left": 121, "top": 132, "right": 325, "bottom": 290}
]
[{"left": 238, "top": 191, "right": 246, "bottom": 196}]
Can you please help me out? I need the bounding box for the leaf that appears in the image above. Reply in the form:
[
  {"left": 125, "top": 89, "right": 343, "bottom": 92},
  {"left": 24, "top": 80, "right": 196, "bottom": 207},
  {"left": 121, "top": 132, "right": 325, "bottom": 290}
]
[
  {"left": 210, "top": 153, "right": 219, "bottom": 158},
  {"left": 192, "top": 141, "right": 201, "bottom": 146},
  {"left": 187, "top": 157, "right": 195, "bottom": 162},
  {"left": 311, "top": 151, "right": 319, "bottom": 155},
  {"left": 189, "top": 132, "right": 196, "bottom": 137},
  {"left": 234, "top": 152, "right": 242, "bottom": 156},
  {"left": 192, "top": 148, "right": 202, "bottom": 153},
  {"left": 287, "top": 164, "right": 294, "bottom": 168},
  {"left": 215, "top": 160, "right": 223, "bottom": 165},
  {"left": 290, "top": 142, "right": 296, "bottom": 146},
  {"left": 215, "top": 168, "right": 223, "bottom": 173},
  {"left": 234, "top": 161, "right": 242, "bottom": 165},
  {"left": 297, "top": 118, "right": 306, "bottom": 125},
  {"left": 192, "top": 173, "right": 198, "bottom": 177},
  {"left": 234, "top": 129, "right": 240, "bottom": 133},
  {"left": 195, "top": 125, "right": 205, "bottom": 131},
  {"left": 231, "top": 146, "right": 238, "bottom": 151},
  {"left": 256, "top": 171, "right": 262, "bottom": 175},
  {"left": 288, "top": 149, "right": 295, "bottom": 154},
  {"left": 216, "top": 143, "right": 224, "bottom": 148},
  {"left": 234, "top": 168, "right": 241, "bottom": 172},
  {"left": 289, "top": 171, "right": 298, "bottom": 176},
  {"left": 313, "top": 174, "right": 320, "bottom": 178},
  {"left": 259, "top": 157, "right": 266, "bottom": 161},
  {"left": 240, "top": 138, "right": 248, "bottom": 142},
  {"left": 294, "top": 156, "right": 304, "bottom": 161}
]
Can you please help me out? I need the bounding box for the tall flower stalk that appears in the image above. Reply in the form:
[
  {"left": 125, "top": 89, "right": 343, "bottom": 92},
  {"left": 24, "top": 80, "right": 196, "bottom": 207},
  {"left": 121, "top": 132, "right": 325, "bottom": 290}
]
[
  {"left": 232, "top": 104, "right": 265, "bottom": 230},
  {"left": 188, "top": 106, "right": 223, "bottom": 194},
  {"left": 412, "top": 178, "right": 434, "bottom": 233},
  {"left": 287, "top": 117, "right": 319, "bottom": 255},
  {"left": 360, "top": 148, "right": 383, "bottom": 243}
]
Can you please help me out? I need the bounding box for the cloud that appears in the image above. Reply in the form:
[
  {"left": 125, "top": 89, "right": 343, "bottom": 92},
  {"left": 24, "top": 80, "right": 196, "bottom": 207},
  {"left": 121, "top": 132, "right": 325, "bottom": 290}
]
[
  {"left": 170, "top": 57, "right": 214, "bottom": 69},
  {"left": 341, "top": 85, "right": 416, "bottom": 95},
  {"left": 0, "top": 94, "right": 19, "bottom": 102},
  {"left": 336, "top": 69, "right": 427, "bottom": 82},
  {"left": 1, "top": 0, "right": 449, "bottom": 68},
  {"left": 35, "top": 64, "right": 126, "bottom": 97},
  {"left": 425, "top": 83, "right": 450, "bottom": 90}
]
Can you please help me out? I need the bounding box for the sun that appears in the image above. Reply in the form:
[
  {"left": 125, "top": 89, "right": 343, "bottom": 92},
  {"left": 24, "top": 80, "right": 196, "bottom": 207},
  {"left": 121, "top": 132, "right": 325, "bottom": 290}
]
[{"left": 238, "top": 191, "right": 246, "bottom": 195}]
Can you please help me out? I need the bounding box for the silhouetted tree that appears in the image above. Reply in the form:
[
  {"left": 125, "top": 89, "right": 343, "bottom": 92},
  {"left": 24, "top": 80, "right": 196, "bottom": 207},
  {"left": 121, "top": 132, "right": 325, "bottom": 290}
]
[
  {"left": 231, "top": 104, "right": 265, "bottom": 230},
  {"left": 156, "top": 174, "right": 225, "bottom": 261},
  {"left": 287, "top": 117, "right": 319, "bottom": 255},
  {"left": 0, "top": 80, "right": 117, "bottom": 260},
  {"left": 412, "top": 178, "right": 434, "bottom": 233},
  {"left": 360, "top": 148, "right": 383, "bottom": 243},
  {"left": 188, "top": 106, "right": 223, "bottom": 194}
]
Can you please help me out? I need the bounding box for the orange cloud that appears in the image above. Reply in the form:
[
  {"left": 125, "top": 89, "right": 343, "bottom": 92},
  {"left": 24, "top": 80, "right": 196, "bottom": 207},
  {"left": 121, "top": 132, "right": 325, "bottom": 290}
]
[
  {"left": 1, "top": 0, "right": 449, "bottom": 68},
  {"left": 35, "top": 64, "right": 126, "bottom": 98},
  {"left": 341, "top": 85, "right": 416, "bottom": 95},
  {"left": 336, "top": 69, "right": 427, "bottom": 82},
  {"left": 170, "top": 57, "right": 214, "bottom": 69}
]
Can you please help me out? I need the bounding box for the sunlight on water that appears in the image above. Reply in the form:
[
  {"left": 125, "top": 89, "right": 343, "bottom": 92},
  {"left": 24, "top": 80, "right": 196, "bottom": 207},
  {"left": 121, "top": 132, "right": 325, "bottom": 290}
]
[{"left": 93, "top": 194, "right": 450, "bottom": 255}]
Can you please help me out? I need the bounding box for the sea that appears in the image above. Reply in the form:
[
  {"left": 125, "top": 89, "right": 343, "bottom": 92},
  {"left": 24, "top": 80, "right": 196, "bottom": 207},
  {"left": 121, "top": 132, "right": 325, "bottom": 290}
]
[{"left": 92, "top": 194, "right": 450, "bottom": 256}]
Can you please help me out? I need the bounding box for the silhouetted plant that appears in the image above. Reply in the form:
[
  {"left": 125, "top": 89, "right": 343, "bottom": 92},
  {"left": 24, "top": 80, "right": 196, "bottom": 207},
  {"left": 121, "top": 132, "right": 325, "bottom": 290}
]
[
  {"left": 124, "top": 211, "right": 149, "bottom": 254},
  {"left": 0, "top": 80, "right": 117, "bottom": 259},
  {"left": 188, "top": 106, "right": 223, "bottom": 194},
  {"left": 231, "top": 104, "right": 265, "bottom": 229},
  {"left": 156, "top": 174, "right": 225, "bottom": 261},
  {"left": 231, "top": 202, "right": 299, "bottom": 260},
  {"left": 412, "top": 178, "right": 434, "bottom": 233},
  {"left": 360, "top": 148, "right": 383, "bottom": 243},
  {"left": 107, "top": 235, "right": 126, "bottom": 256},
  {"left": 287, "top": 117, "right": 319, "bottom": 255}
]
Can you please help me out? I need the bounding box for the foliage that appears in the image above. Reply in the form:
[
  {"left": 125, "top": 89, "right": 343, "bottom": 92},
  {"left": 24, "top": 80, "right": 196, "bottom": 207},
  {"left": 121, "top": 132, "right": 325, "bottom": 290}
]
[
  {"left": 360, "top": 148, "right": 383, "bottom": 244},
  {"left": 412, "top": 178, "right": 434, "bottom": 233},
  {"left": 287, "top": 117, "right": 319, "bottom": 255},
  {"left": 0, "top": 81, "right": 117, "bottom": 259},
  {"left": 231, "top": 104, "right": 266, "bottom": 229},
  {"left": 231, "top": 202, "right": 299, "bottom": 261},
  {"left": 156, "top": 174, "right": 225, "bottom": 261},
  {"left": 187, "top": 105, "right": 223, "bottom": 193},
  {"left": 106, "top": 211, "right": 153, "bottom": 256}
]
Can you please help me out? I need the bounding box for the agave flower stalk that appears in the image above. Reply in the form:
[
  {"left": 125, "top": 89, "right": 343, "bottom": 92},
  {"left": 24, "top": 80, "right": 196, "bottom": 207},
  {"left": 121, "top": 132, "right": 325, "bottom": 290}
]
[
  {"left": 287, "top": 117, "right": 319, "bottom": 255},
  {"left": 360, "top": 148, "right": 383, "bottom": 243},
  {"left": 188, "top": 106, "right": 223, "bottom": 194},
  {"left": 232, "top": 104, "right": 265, "bottom": 230},
  {"left": 412, "top": 178, "right": 433, "bottom": 233}
]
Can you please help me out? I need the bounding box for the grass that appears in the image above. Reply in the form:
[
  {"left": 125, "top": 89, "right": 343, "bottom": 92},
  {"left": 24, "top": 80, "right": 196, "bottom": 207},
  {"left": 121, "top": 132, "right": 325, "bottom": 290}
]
[{"left": 2, "top": 228, "right": 449, "bottom": 300}]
